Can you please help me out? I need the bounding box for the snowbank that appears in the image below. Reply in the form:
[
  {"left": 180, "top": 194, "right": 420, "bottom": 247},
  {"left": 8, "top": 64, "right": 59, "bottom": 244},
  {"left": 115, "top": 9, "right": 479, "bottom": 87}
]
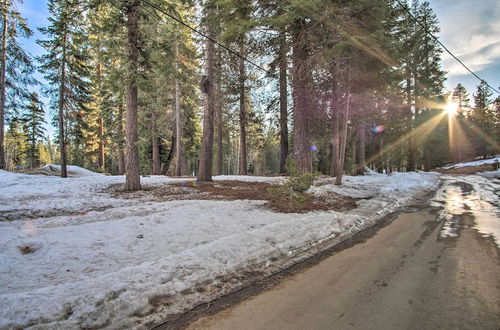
[
  {"left": 441, "top": 157, "right": 500, "bottom": 169},
  {"left": 0, "top": 171, "right": 439, "bottom": 329},
  {"left": 39, "top": 164, "right": 105, "bottom": 177}
]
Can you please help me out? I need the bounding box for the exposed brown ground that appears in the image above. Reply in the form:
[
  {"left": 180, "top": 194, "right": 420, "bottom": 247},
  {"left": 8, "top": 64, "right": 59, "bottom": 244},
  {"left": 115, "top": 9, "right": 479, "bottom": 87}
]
[
  {"left": 435, "top": 163, "right": 496, "bottom": 174},
  {"left": 113, "top": 180, "right": 358, "bottom": 213}
]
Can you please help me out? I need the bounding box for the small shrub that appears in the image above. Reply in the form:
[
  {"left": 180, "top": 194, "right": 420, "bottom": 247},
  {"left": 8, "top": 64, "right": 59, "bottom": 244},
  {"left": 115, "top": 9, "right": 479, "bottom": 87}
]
[
  {"left": 268, "top": 171, "right": 315, "bottom": 211},
  {"left": 287, "top": 172, "right": 314, "bottom": 193}
]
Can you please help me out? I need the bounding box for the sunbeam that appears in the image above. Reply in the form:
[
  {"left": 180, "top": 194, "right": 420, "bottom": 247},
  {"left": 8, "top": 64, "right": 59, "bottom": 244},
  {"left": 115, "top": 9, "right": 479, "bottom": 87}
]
[{"left": 367, "top": 110, "right": 448, "bottom": 164}]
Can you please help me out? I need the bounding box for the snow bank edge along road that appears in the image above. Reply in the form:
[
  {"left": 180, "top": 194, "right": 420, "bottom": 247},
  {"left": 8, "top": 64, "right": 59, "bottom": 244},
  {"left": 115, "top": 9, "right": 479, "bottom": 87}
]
[{"left": 0, "top": 170, "right": 439, "bottom": 330}]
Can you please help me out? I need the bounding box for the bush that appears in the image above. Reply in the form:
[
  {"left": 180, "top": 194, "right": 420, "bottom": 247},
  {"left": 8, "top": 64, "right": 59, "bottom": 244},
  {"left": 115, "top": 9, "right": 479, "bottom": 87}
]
[
  {"left": 287, "top": 172, "right": 314, "bottom": 193},
  {"left": 268, "top": 160, "right": 315, "bottom": 211}
]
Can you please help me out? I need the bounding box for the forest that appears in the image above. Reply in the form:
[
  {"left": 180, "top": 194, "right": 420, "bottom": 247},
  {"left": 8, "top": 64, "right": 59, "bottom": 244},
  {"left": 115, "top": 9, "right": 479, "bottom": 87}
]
[{"left": 1, "top": 0, "right": 499, "bottom": 190}]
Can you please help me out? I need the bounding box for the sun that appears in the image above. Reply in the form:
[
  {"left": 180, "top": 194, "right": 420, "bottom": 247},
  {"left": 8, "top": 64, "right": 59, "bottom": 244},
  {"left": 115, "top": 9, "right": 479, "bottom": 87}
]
[{"left": 445, "top": 101, "right": 459, "bottom": 115}]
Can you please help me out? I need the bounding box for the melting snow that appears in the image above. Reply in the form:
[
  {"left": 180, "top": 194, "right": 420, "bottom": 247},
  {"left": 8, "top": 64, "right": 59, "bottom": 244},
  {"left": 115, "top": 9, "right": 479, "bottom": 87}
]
[
  {"left": 432, "top": 175, "right": 500, "bottom": 245},
  {"left": 0, "top": 167, "right": 439, "bottom": 329}
]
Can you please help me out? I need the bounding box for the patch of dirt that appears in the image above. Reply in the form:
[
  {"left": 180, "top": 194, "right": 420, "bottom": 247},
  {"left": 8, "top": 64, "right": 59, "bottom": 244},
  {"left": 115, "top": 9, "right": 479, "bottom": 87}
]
[
  {"left": 435, "top": 164, "right": 496, "bottom": 174},
  {"left": 18, "top": 245, "right": 37, "bottom": 254},
  {"left": 112, "top": 180, "right": 358, "bottom": 213}
]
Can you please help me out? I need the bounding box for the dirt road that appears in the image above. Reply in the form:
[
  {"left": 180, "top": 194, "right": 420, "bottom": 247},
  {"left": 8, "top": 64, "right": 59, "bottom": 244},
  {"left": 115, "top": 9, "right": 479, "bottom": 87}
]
[{"left": 185, "top": 176, "right": 500, "bottom": 330}]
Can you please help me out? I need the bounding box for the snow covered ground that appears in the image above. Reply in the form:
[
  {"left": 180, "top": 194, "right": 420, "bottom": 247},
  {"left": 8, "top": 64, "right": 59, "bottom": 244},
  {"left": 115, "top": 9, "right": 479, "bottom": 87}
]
[
  {"left": 0, "top": 168, "right": 439, "bottom": 329},
  {"left": 441, "top": 157, "right": 500, "bottom": 169}
]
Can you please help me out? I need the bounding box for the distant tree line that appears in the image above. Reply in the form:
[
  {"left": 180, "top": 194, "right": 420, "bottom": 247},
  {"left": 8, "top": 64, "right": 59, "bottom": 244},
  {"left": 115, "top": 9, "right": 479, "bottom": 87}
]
[{"left": 0, "top": 0, "right": 498, "bottom": 188}]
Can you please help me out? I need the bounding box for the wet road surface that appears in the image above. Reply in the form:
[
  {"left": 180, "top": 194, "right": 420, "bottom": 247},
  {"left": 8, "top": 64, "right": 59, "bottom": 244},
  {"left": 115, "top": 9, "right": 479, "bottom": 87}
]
[{"left": 185, "top": 175, "right": 500, "bottom": 330}]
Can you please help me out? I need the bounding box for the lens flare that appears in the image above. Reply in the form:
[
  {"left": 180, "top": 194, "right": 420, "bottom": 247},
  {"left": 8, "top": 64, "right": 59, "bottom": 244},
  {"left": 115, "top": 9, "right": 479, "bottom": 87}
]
[
  {"left": 371, "top": 125, "right": 385, "bottom": 133},
  {"left": 445, "top": 102, "right": 459, "bottom": 115}
]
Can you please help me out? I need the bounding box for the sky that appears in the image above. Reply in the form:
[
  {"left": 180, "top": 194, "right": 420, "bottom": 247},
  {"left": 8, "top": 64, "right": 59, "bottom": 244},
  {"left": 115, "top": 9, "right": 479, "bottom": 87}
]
[
  {"left": 14, "top": 0, "right": 500, "bottom": 134},
  {"left": 428, "top": 0, "right": 500, "bottom": 96}
]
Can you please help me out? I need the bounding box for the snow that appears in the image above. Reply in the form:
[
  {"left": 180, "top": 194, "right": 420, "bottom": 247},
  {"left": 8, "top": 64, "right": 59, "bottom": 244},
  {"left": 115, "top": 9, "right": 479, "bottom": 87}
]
[
  {"left": 0, "top": 167, "right": 439, "bottom": 329},
  {"left": 432, "top": 175, "right": 500, "bottom": 246},
  {"left": 441, "top": 157, "right": 500, "bottom": 169},
  {"left": 41, "top": 164, "right": 105, "bottom": 177},
  {"left": 478, "top": 169, "right": 500, "bottom": 179}
]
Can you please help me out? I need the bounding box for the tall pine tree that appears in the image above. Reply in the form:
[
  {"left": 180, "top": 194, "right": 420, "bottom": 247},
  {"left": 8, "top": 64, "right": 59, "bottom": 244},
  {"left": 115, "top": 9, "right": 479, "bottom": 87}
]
[
  {"left": 0, "top": 0, "right": 37, "bottom": 169},
  {"left": 21, "top": 92, "right": 45, "bottom": 169},
  {"left": 38, "top": 0, "right": 91, "bottom": 178}
]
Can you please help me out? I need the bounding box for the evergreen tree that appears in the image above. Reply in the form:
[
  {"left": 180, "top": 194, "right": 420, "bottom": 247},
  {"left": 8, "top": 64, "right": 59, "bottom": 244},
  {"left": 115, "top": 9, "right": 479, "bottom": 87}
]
[
  {"left": 451, "top": 83, "right": 470, "bottom": 115},
  {"left": 38, "top": 0, "right": 91, "bottom": 178},
  {"left": 4, "top": 116, "right": 27, "bottom": 169},
  {"left": 471, "top": 81, "right": 494, "bottom": 158},
  {"left": 21, "top": 92, "right": 45, "bottom": 168},
  {"left": 0, "top": 0, "right": 37, "bottom": 169}
]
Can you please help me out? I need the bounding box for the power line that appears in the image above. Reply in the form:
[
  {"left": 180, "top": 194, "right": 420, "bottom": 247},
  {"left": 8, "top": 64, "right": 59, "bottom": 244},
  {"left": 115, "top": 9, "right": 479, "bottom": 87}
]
[
  {"left": 394, "top": 0, "right": 500, "bottom": 95},
  {"left": 141, "top": 0, "right": 273, "bottom": 76}
]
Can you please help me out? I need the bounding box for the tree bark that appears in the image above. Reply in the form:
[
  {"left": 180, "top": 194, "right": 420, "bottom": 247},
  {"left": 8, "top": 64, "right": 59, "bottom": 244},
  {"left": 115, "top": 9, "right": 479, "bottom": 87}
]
[
  {"left": 161, "top": 134, "right": 176, "bottom": 175},
  {"left": 97, "top": 62, "right": 105, "bottom": 173},
  {"left": 0, "top": 0, "right": 7, "bottom": 169},
  {"left": 58, "top": 31, "right": 68, "bottom": 178},
  {"left": 215, "top": 59, "right": 223, "bottom": 175},
  {"left": 238, "top": 40, "right": 247, "bottom": 175},
  {"left": 423, "top": 141, "right": 431, "bottom": 172},
  {"left": 125, "top": 1, "right": 141, "bottom": 190},
  {"left": 377, "top": 134, "right": 384, "bottom": 173},
  {"left": 174, "top": 47, "right": 183, "bottom": 176},
  {"left": 356, "top": 124, "right": 366, "bottom": 175},
  {"left": 406, "top": 67, "right": 416, "bottom": 172},
  {"left": 335, "top": 69, "right": 351, "bottom": 186},
  {"left": 197, "top": 4, "right": 217, "bottom": 182},
  {"left": 278, "top": 32, "right": 288, "bottom": 174},
  {"left": 118, "top": 103, "right": 125, "bottom": 175},
  {"left": 291, "top": 19, "right": 312, "bottom": 174},
  {"left": 331, "top": 107, "right": 340, "bottom": 177},
  {"left": 151, "top": 111, "right": 161, "bottom": 175}
]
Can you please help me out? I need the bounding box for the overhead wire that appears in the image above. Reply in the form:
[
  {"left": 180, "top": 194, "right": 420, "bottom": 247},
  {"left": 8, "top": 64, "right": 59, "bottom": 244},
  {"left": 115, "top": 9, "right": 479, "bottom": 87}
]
[
  {"left": 393, "top": 0, "right": 499, "bottom": 95},
  {"left": 141, "top": 0, "right": 273, "bottom": 76},
  {"left": 143, "top": 0, "right": 499, "bottom": 98}
]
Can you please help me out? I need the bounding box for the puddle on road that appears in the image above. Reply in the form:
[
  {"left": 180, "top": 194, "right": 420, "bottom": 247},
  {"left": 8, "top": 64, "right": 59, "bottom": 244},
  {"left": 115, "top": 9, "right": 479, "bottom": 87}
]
[{"left": 431, "top": 176, "right": 500, "bottom": 247}]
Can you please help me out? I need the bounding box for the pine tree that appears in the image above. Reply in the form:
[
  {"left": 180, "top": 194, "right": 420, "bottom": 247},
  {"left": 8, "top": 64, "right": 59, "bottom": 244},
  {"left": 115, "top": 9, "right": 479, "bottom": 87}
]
[
  {"left": 451, "top": 83, "right": 470, "bottom": 115},
  {"left": 0, "top": 0, "right": 37, "bottom": 169},
  {"left": 4, "top": 116, "right": 27, "bottom": 169},
  {"left": 38, "top": 0, "right": 91, "bottom": 178},
  {"left": 471, "top": 81, "right": 494, "bottom": 158},
  {"left": 21, "top": 92, "right": 45, "bottom": 168}
]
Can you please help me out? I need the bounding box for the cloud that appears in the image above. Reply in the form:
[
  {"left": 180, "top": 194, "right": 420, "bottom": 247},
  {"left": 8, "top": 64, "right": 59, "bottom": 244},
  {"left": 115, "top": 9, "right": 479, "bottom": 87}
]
[
  {"left": 428, "top": 0, "right": 500, "bottom": 89},
  {"left": 443, "top": 41, "right": 500, "bottom": 76}
]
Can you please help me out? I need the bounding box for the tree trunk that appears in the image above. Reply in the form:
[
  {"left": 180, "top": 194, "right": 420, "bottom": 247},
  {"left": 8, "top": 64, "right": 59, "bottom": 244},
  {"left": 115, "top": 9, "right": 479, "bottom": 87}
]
[
  {"left": 406, "top": 68, "right": 416, "bottom": 172},
  {"left": 278, "top": 32, "right": 288, "bottom": 174},
  {"left": 161, "top": 134, "right": 176, "bottom": 175},
  {"left": 0, "top": 0, "right": 7, "bottom": 169},
  {"left": 214, "top": 38, "right": 223, "bottom": 176},
  {"left": 118, "top": 103, "right": 125, "bottom": 175},
  {"left": 197, "top": 5, "right": 217, "bottom": 182},
  {"left": 335, "top": 69, "right": 351, "bottom": 186},
  {"left": 98, "top": 117, "right": 105, "bottom": 171},
  {"left": 291, "top": 19, "right": 312, "bottom": 174},
  {"left": 151, "top": 111, "right": 161, "bottom": 175},
  {"left": 175, "top": 48, "right": 183, "bottom": 176},
  {"left": 357, "top": 124, "right": 366, "bottom": 175},
  {"left": 238, "top": 40, "right": 247, "bottom": 175},
  {"left": 58, "top": 31, "right": 68, "bottom": 178},
  {"left": 423, "top": 141, "right": 431, "bottom": 171},
  {"left": 377, "top": 134, "right": 384, "bottom": 173},
  {"left": 97, "top": 62, "right": 105, "bottom": 173},
  {"left": 125, "top": 1, "right": 141, "bottom": 190},
  {"left": 331, "top": 107, "right": 340, "bottom": 177}
]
